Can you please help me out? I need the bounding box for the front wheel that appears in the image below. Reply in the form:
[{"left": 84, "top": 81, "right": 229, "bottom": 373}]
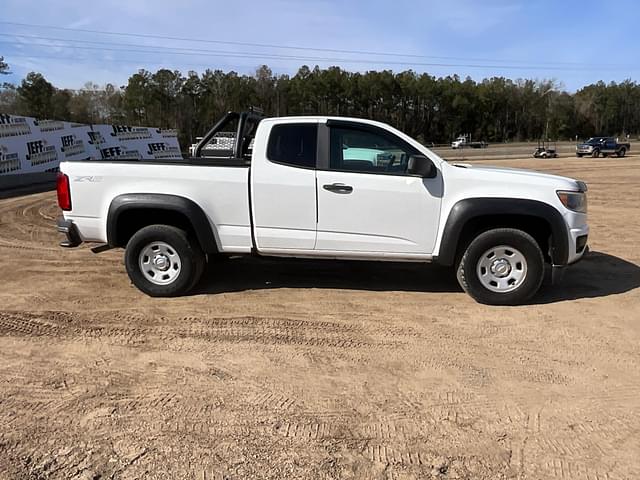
[
  {"left": 456, "top": 228, "right": 544, "bottom": 305},
  {"left": 124, "top": 224, "right": 205, "bottom": 297},
  {"left": 591, "top": 149, "right": 600, "bottom": 158}
]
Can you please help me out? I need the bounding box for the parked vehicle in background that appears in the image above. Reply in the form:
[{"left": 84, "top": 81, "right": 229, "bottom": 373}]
[
  {"left": 533, "top": 140, "right": 558, "bottom": 159},
  {"left": 56, "top": 111, "right": 589, "bottom": 305},
  {"left": 576, "top": 137, "right": 630, "bottom": 158},
  {"left": 451, "top": 134, "right": 488, "bottom": 149}
]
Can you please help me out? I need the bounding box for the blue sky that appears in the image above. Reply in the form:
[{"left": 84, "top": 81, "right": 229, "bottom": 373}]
[{"left": 1, "top": 0, "right": 638, "bottom": 91}]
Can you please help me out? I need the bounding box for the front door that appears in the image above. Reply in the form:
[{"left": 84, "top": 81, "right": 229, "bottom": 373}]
[{"left": 315, "top": 123, "right": 442, "bottom": 255}]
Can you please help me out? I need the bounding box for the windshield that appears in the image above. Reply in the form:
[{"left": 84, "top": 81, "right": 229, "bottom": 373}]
[{"left": 586, "top": 137, "right": 605, "bottom": 144}]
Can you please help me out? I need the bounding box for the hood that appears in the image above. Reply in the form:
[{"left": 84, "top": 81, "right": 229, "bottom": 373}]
[{"left": 451, "top": 163, "right": 582, "bottom": 189}]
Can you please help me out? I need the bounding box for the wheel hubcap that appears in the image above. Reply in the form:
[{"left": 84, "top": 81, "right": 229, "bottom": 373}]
[
  {"left": 139, "top": 241, "right": 181, "bottom": 285},
  {"left": 153, "top": 254, "right": 170, "bottom": 271},
  {"left": 476, "top": 245, "right": 527, "bottom": 293},
  {"left": 490, "top": 258, "right": 512, "bottom": 277}
]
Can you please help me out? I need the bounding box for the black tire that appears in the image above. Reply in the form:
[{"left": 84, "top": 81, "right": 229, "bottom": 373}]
[
  {"left": 591, "top": 149, "right": 600, "bottom": 158},
  {"left": 617, "top": 148, "right": 626, "bottom": 158},
  {"left": 576, "top": 153, "right": 583, "bottom": 158},
  {"left": 124, "top": 224, "right": 205, "bottom": 297},
  {"left": 456, "top": 228, "right": 544, "bottom": 305}
]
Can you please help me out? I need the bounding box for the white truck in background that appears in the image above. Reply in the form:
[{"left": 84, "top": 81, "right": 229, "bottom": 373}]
[
  {"left": 451, "top": 134, "right": 488, "bottom": 149},
  {"left": 56, "top": 110, "right": 589, "bottom": 305}
]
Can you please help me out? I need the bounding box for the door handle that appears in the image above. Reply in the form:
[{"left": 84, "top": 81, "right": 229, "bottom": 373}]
[{"left": 323, "top": 183, "right": 353, "bottom": 194}]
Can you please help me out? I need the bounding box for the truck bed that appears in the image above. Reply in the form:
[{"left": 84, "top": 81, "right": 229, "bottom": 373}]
[{"left": 61, "top": 160, "right": 253, "bottom": 252}]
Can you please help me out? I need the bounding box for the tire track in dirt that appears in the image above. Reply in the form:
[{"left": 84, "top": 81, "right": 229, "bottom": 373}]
[
  {"left": 2, "top": 307, "right": 624, "bottom": 477},
  {"left": 0, "top": 310, "right": 409, "bottom": 350},
  {"left": 0, "top": 194, "right": 59, "bottom": 247},
  {"left": 534, "top": 458, "right": 618, "bottom": 480},
  {"left": 0, "top": 311, "right": 68, "bottom": 336},
  {"left": 277, "top": 420, "right": 408, "bottom": 441}
]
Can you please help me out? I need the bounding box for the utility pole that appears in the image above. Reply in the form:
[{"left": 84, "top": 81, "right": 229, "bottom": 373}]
[{"left": 542, "top": 87, "right": 558, "bottom": 141}]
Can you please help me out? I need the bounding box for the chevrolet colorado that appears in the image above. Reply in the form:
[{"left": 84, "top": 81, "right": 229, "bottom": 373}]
[{"left": 56, "top": 111, "right": 589, "bottom": 305}]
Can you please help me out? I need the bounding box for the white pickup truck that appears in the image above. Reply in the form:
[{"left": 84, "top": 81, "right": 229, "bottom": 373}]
[
  {"left": 451, "top": 135, "right": 488, "bottom": 149},
  {"left": 56, "top": 111, "right": 589, "bottom": 305}
]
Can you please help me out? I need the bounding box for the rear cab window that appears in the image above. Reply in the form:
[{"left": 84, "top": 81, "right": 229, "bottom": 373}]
[{"left": 267, "top": 124, "right": 317, "bottom": 168}]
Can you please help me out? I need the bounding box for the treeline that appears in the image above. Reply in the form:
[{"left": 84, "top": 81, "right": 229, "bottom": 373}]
[{"left": 2, "top": 62, "right": 640, "bottom": 149}]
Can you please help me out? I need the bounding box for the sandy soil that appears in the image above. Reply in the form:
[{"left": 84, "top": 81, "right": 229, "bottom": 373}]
[{"left": 1, "top": 155, "right": 639, "bottom": 479}]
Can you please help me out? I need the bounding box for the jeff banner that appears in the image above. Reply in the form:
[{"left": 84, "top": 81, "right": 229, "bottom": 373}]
[{"left": 0, "top": 113, "right": 182, "bottom": 176}]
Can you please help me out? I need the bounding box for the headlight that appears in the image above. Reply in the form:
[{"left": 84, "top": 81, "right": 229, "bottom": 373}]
[{"left": 557, "top": 190, "right": 587, "bottom": 213}]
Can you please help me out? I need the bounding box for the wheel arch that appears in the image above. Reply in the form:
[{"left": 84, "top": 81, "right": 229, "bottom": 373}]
[
  {"left": 435, "top": 198, "right": 569, "bottom": 267},
  {"left": 107, "top": 193, "right": 219, "bottom": 253}
]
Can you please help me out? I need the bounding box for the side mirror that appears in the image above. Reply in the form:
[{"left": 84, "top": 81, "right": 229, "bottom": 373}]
[{"left": 407, "top": 155, "right": 436, "bottom": 178}]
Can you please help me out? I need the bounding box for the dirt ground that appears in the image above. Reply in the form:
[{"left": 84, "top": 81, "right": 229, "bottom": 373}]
[{"left": 1, "top": 154, "right": 639, "bottom": 480}]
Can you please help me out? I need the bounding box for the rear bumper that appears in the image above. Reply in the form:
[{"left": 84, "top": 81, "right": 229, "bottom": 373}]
[{"left": 56, "top": 217, "right": 82, "bottom": 248}]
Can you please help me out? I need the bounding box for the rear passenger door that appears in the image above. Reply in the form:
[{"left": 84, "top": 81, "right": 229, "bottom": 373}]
[{"left": 250, "top": 120, "right": 319, "bottom": 251}]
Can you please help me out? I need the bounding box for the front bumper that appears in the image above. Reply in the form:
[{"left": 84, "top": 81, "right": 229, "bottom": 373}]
[
  {"left": 56, "top": 217, "right": 82, "bottom": 248},
  {"left": 567, "top": 224, "right": 589, "bottom": 264},
  {"left": 551, "top": 222, "right": 589, "bottom": 285},
  {"left": 576, "top": 148, "right": 594, "bottom": 154}
]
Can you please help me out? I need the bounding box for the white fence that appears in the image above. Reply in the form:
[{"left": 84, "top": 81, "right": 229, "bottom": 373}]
[{"left": 0, "top": 114, "right": 182, "bottom": 176}]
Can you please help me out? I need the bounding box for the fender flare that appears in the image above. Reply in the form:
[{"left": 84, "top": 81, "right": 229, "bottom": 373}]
[
  {"left": 107, "top": 193, "right": 219, "bottom": 253},
  {"left": 434, "top": 198, "right": 569, "bottom": 267}
]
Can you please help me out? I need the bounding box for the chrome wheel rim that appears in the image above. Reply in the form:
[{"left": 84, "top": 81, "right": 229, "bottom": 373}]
[
  {"left": 476, "top": 245, "right": 528, "bottom": 293},
  {"left": 139, "top": 241, "right": 182, "bottom": 285}
]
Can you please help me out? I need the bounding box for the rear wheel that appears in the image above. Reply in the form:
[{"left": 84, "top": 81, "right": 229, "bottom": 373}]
[
  {"left": 617, "top": 148, "right": 626, "bottom": 158},
  {"left": 456, "top": 228, "right": 544, "bottom": 305},
  {"left": 125, "top": 224, "right": 205, "bottom": 297}
]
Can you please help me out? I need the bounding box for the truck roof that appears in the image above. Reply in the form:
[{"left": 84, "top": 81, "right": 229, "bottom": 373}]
[
  {"left": 261, "top": 115, "right": 392, "bottom": 129},
  {"left": 260, "top": 116, "right": 439, "bottom": 164}
]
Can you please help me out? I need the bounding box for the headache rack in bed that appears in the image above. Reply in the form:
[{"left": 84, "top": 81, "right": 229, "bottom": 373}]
[{"left": 191, "top": 108, "right": 265, "bottom": 165}]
